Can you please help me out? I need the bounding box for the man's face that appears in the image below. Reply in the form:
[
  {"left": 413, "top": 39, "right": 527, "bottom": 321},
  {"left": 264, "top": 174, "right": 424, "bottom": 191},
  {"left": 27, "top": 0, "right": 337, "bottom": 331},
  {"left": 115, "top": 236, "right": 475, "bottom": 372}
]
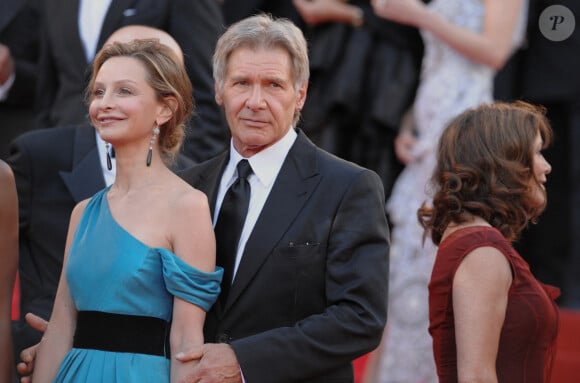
[{"left": 215, "top": 46, "right": 307, "bottom": 157}]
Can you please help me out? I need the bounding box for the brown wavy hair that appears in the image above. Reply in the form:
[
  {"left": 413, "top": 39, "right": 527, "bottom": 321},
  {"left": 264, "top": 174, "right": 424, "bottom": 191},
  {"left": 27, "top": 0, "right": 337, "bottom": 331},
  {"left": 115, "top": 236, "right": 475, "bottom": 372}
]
[
  {"left": 86, "top": 39, "right": 193, "bottom": 164},
  {"left": 418, "top": 101, "right": 552, "bottom": 245}
]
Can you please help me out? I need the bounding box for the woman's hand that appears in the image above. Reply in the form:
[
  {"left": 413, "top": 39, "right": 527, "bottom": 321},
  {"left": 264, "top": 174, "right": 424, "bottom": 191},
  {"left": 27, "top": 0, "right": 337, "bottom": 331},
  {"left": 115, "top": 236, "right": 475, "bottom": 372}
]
[
  {"left": 293, "top": 0, "right": 362, "bottom": 27},
  {"left": 394, "top": 130, "right": 417, "bottom": 165},
  {"left": 16, "top": 313, "right": 48, "bottom": 382}
]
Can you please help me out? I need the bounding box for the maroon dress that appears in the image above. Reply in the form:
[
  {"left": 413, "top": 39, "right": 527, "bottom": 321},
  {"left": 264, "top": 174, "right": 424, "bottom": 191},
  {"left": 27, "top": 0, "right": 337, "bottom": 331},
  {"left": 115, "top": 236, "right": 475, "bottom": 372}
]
[{"left": 429, "top": 226, "right": 560, "bottom": 382}]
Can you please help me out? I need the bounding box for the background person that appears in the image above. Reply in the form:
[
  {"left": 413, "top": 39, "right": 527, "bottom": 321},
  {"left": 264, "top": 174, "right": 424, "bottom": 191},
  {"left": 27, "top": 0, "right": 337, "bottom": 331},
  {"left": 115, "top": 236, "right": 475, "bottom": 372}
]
[
  {"left": 366, "top": 0, "right": 528, "bottom": 381},
  {"left": 34, "top": 0, "right": 227, "bottom": 162},
  {"left": 0, "top": 0, "right": 41, "bottom": 159},
  {"left": 419, "top": 101, "right": 559, "bottom": 382},
  {"left": 495, "top": 0, "right": 580, "bottom": 309}
]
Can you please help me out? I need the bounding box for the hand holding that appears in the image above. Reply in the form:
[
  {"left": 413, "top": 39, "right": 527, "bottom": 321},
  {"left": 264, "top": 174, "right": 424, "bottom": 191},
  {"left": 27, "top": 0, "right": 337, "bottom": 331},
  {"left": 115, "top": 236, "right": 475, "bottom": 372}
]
[
  {"left": 175, "top": 343, "right": 242, "bottom": 383},
  {"left": 16, "top": 313, "right": 48, "bottom": 382},
  {"left": 394, "top": 130, "right": 418, "bottom": 165}
]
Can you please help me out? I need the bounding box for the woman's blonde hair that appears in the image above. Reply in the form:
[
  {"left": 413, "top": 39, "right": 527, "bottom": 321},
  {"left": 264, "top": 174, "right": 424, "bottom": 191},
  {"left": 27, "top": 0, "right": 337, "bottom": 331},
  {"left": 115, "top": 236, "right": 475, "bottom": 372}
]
[{"left": 87, "top": 39, "right": 193, "bottom": 163}]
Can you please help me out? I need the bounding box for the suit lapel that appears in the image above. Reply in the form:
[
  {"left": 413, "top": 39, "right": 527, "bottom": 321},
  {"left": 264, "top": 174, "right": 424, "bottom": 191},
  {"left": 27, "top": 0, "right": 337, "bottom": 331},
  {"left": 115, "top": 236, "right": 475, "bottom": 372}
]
[
  {"left": 97, "top": 0, "right": 135, "bottom": 49},
  {"left": 59, "top": 125, "right": 106, "bottom": 203},
  {"left": 0, "top": 0, "right": 24, "bottom": 31},
  {"left": 55, "top": 0, "right": 88, "bottom": 66},
  {"left": 225, "top": 132, "right": 322, "bottom": 310},
  {"left": 188, "top": 153, "right": 228, "bottom": 219}
]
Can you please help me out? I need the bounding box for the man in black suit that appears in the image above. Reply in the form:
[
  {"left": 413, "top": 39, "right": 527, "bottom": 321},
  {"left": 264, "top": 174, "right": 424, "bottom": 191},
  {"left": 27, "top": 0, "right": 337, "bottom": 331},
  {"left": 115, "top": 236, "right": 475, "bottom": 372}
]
[
  {"left": 174, "top": 14, "right": 390, "bottom": 382},
  {"left": 17, "top": 14, "right": 390, "bottom": 383},
  {"left": 0, "top": 0, "right": 40, "bottom": 160},
  {"left": 8, "top": 25, "right": 194, "bottom": 370},
  {"left": 35, "top": 0, "right": 227, "bottom": 162}
]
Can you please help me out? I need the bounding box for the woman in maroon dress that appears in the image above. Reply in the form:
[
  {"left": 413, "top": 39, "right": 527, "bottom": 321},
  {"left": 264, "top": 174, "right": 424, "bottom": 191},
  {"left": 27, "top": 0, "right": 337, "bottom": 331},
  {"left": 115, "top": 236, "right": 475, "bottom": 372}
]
[{"left": 419, "top": 101, "right": 560, "bottom": 383}]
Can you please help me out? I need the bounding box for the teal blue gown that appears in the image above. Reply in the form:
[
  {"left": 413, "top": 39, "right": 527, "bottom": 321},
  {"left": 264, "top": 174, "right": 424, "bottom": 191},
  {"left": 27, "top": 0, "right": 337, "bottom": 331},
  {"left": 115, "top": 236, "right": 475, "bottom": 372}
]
[{"left": 52, "top": 187, "right": 223, "bottom": 382}]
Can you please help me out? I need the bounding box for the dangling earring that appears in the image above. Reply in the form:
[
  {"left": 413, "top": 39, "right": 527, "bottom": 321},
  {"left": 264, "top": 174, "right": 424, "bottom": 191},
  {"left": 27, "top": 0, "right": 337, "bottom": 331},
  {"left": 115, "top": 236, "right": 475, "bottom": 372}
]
[
  {"left": 146, "top": 125, "right": 160, "bottom": 167},
  {"left": 105, "top": 142, "right": 112, "bottom": 171}
]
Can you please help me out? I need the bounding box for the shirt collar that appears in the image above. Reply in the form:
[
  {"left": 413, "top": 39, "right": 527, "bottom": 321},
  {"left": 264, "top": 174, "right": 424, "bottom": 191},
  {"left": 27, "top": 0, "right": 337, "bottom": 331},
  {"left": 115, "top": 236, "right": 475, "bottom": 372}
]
[{"left": 227, "top": 127, "right": 297, "bottom": 188}]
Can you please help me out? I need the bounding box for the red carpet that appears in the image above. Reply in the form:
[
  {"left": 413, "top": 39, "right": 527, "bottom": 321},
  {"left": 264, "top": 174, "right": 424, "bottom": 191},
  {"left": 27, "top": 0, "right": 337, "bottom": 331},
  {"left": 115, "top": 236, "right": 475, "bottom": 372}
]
[
  {"left": 353, "top": 308, "right": 580, "bottom": 383},
  {"left": 551, "top": 309, "right": 580, "bottom": 383}
]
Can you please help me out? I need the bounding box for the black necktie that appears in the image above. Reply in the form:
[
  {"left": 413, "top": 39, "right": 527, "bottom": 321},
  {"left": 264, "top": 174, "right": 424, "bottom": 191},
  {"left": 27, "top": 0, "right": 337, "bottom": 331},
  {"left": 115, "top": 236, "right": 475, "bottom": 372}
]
[{"left": 214, "top": 159, "right": 253, "bottom": 304}]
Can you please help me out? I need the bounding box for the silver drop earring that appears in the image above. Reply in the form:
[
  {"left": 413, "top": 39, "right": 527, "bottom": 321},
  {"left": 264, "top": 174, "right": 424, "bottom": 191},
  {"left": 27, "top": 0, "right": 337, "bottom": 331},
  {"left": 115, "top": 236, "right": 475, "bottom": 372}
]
[
  {"left": 105, "top": 142, "right": 112, "bottom": 171},
  {"left": 146, "top": 125, "right": 160, "bottom": 167}
]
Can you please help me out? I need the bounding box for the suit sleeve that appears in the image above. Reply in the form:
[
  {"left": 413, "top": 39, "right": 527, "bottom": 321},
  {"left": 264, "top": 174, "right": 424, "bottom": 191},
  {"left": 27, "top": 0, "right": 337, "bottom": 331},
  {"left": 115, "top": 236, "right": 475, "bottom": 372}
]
[
  {"left": 168, "top": 0, "right": 228, "bottom": 162},
  {"left": 231, "top": 169, "right": 390, "bottom": 382}
]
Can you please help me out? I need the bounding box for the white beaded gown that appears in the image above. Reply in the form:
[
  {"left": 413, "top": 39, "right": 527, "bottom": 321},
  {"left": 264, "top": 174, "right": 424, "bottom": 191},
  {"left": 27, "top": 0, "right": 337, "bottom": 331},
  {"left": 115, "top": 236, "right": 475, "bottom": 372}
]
[{"left": 376, "top": 0, "right": 527, "bottom": 381}]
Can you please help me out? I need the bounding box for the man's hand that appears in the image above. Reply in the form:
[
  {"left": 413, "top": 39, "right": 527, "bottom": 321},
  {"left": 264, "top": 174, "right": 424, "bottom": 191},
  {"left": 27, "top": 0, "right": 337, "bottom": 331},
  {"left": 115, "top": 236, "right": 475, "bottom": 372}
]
[
  {"left": 175, "top": 343, "right": 242, "bottom": 383},
  {"left": 17, "top": 313, "right": 48, "bottom": 383}
]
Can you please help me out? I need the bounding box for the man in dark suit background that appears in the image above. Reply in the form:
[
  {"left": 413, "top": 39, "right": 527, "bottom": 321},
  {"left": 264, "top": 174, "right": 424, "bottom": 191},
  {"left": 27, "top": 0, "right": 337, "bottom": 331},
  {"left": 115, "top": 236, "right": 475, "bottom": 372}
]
[
  {"left": 0, "top": 0, "right": 41, "bottom": 160},
  {"left": 8, "top": 26, "right": 194, "bottom": 373},
  {"left": 174, "top": 14, "right": 390, "bottom": 382},
  {"left": 35, "top": 0, "right": 228, "bottom": 162}
]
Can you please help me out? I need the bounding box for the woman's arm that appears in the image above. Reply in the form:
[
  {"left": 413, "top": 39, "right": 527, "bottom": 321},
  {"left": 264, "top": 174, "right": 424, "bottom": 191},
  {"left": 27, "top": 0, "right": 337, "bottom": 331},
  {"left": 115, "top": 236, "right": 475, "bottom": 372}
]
[
  {"left": 0, "top": 161, "right": 18, "bottom": 383},
  {"left": 452, "top": 246, "right": 512, "bottom": 383},
  {"left": 371, "top": 0, "right": 523, "bottom": 69},
  {"left": 293, "top": 0, "right": 364, "bottom": 27},
  {"left": 169, "top": 190, "right": 217, "bottom": 383},
  {"left": 32, "top": 201, "right": 86, "bottom": 383}
]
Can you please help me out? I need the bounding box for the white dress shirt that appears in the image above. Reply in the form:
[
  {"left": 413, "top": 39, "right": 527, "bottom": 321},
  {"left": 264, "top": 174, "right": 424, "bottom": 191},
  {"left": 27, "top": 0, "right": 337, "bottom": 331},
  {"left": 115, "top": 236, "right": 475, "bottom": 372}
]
[
  {"left": 214, "top": 128, "right": 298, "bottom": 279},
  {"left": 79, "top": 0, "right": 112, "bottom": 61}
]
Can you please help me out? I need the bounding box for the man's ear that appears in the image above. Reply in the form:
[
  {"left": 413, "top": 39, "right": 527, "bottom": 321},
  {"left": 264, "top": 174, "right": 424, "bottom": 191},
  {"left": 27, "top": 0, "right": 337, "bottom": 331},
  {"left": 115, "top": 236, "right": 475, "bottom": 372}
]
[
  {"left": 296, "top": 81, "right": 308, "bottom": 110},
  {"left": 215, "top": 82, "right": 223, "bottom": 106}
]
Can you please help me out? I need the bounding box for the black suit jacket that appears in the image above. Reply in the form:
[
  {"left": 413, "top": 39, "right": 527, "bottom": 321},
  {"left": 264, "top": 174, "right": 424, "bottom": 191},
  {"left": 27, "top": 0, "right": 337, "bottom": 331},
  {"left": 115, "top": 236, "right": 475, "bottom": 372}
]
[
  {"left": 36, "top": 0, "right": 228, "bottom": 162},
  {"left": 7, "top": 124, "right": 193, "bottom": 354},
  {"left": 179, "top": 130, "right": 390, "bottom": 383},
  {"left": 0, "top": 0, "right": 40, "bottom": 159}
]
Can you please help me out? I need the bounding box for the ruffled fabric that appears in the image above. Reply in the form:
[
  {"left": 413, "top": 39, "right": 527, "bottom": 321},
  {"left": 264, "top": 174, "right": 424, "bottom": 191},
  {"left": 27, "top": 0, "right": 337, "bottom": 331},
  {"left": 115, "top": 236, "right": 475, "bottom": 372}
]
[{"left": 159, "top": 248, "right": 223, "bottom": 312}]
